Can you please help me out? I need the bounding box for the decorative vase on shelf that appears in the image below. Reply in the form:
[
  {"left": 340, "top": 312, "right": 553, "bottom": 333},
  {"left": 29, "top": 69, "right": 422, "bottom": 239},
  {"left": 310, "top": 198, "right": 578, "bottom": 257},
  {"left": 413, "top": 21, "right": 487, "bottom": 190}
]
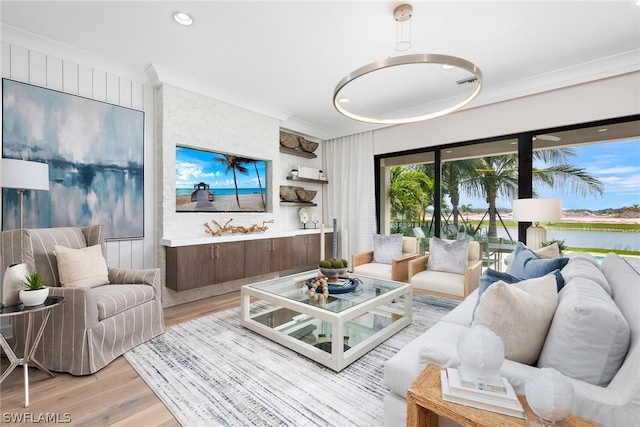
[
  {"left": 291, "top": 170, "right": 298, "bottom": 177},
  {"left": 3, "top": 263, "right": 30, "bottom": 307},
  {"left": 19, "top": 287, "right": 49, "bottom": 306}
]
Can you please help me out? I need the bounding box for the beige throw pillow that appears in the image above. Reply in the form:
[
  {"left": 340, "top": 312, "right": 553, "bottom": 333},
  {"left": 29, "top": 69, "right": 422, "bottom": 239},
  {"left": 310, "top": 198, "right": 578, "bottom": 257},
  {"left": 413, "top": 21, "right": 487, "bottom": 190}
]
[
  {"left": 55, "top": 244, "right": 110, "bottom": 288},
  {"left": 534, "top": 242, "right": 560, "bottom": 259},
  {"left": 472, "top": 275, "right": 558, "bottom": 365}
]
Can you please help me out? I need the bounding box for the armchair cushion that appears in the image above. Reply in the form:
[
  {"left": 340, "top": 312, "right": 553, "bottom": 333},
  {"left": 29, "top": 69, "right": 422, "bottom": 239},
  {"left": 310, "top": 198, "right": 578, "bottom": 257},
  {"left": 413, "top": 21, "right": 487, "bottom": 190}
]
[
  {"left": 373, "top": 233, "right": 403, "bottom": 264},
  {"left": 93, "top": 284, "right": 156, "bottom": 320},
  {"left": 412, "top": 270, "right": 467, "bottom": 298},
  {"left": 54, "top": 244, "right": 110, "bottom": 288},
  {"left": 428, "top": 237, "right": 469, "bottom": 274}
]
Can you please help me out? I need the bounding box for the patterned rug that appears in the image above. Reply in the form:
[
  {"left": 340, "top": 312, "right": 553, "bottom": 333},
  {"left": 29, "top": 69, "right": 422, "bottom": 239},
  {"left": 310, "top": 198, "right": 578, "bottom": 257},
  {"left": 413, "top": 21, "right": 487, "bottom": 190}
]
[{"left": 124, "top": 293, "right": 458, "bottom": 427}]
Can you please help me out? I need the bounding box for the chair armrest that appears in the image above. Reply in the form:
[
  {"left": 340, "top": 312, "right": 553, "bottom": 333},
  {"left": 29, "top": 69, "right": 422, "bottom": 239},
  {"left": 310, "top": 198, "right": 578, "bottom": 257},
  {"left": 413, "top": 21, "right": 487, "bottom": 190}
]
[
  {"left": 352, "top": 251, "right": 374, "bottom": 269},
  {"left": 391, "top": 253, "right": 419, "bottom": 282},
  {"left": 408, "top": 255, "right": 430, "bottom": 279},
  {"left": 49, "top": 286, "right": 99, "bottom": 330},
  {"left": 463, "top": 259, "right": 483, "bottom": 297},
  {"left": 108, "top": 267, "right": 162, "bottom": 301}
]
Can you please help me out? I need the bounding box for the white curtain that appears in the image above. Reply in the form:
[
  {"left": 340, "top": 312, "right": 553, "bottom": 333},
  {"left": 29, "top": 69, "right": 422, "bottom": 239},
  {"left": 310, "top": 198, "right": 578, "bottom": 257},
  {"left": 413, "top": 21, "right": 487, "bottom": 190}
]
[{"left": 322, "top": 131, "right": 377, "bottom": 263}]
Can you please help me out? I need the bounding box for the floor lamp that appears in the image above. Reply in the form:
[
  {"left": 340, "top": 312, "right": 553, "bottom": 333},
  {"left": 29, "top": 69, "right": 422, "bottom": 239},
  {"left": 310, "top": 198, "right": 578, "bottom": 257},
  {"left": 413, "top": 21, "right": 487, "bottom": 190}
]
[
  {"left": 1, "top": 158, "right": 50, "bottom": 229},
  {"left": 512, "top": 198, "right": 562, "bottom": 250}
]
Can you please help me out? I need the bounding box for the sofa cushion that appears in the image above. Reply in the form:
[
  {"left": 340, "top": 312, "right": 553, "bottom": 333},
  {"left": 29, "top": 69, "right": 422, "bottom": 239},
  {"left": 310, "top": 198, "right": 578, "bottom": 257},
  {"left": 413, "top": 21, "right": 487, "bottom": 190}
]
[
  {"left": 54, "top": 244, "right": 110, "bottom": 288},
  {"left": 385, "top": 321, "right": 470, "bottom": 397},
  {"left": 373, "top": 234, "right": 403, "bottom": 264},
  {"left": 507, "top": 242, "right": 569, "bottom": 279},
  {"left": 565, "top": 251, "right": 599, "bottom": 267},
  {"left": 538, "top": 277, "right": 630, "bottom": 386},
  {"left": 92, "top": 284, "right": 155, "bottom": 320},
  {"left": 472, "top": 275, "right": 558, "bottom": 365},
  {"left": 561, "top": 256, "right": 612, "bottom": 296},
  {"left": 472, "top": 268, "right": 564, "bottom": 321},
  {"left": 428, "top": 237, "right": 469, "bottom": 274}
]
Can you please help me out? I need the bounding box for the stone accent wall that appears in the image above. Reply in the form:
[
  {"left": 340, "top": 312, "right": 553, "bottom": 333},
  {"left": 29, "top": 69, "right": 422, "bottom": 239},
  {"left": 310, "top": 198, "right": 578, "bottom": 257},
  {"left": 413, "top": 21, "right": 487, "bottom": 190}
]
[{"left": 156, "top": 84, "right": 283, "bottom": 306}]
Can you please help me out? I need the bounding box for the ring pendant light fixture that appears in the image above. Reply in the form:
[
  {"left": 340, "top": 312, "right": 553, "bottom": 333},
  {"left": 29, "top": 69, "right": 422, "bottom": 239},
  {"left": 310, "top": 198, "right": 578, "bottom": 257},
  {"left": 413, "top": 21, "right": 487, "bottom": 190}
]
[{"left": 333, "top": 4, "right": 483, "bottom": 124}]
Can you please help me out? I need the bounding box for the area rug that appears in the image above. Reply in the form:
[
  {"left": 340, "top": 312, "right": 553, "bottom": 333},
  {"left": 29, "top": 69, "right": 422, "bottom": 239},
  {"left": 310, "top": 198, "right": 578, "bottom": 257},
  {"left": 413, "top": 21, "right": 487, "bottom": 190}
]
[{"left": 124, "top": 293, "right": 458, "bottom": 427}]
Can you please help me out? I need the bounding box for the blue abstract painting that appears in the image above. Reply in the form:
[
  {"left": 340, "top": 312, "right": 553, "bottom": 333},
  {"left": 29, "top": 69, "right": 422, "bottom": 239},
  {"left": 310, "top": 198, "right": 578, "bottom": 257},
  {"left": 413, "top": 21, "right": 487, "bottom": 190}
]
[{"left": 2, "top": 79, "right": 144, "bottom": 239}]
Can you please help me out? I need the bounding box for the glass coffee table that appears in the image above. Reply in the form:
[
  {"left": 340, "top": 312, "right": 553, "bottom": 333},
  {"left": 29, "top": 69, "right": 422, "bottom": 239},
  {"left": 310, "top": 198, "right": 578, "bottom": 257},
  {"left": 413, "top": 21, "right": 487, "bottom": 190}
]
[{"left": 240, "top": 271, "right": 412, "bottom": 372}]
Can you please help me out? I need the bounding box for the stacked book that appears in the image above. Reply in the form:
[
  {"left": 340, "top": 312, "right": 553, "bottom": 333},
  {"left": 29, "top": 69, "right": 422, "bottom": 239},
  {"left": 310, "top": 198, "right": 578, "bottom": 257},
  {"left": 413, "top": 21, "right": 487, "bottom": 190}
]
[
  {"left": 297, "top": 166, "right": 320, "bottom": 180},
  {"left": 440, "top": 368, "right": 525, "bottom": 419}
]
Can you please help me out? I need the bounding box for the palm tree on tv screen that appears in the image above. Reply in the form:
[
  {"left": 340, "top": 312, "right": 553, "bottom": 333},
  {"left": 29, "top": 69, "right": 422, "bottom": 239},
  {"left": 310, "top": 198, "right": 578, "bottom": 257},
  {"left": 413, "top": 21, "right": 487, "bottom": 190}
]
[
  {"left": 214, "top": 154, "right": 249, "bottom": 208},
  {"left": 239, "top": 157, "right": 266, "bottom": 211}
]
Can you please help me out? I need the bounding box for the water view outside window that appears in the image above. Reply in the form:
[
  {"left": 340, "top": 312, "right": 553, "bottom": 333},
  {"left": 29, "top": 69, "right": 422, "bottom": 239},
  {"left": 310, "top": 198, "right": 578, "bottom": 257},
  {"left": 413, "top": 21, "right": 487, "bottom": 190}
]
[{"left": 384, "top": 123, "right": 640, "bottom": 261}]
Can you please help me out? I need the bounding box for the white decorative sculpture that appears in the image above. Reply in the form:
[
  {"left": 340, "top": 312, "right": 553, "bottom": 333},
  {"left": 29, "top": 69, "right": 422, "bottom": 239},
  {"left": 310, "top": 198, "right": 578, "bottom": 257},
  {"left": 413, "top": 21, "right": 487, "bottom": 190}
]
[
  {"left": 525, "top": 368, "right": 575, "bottom": 426},
  {"left": 457, "top": 325, "right": 505, "bottom": 379}
]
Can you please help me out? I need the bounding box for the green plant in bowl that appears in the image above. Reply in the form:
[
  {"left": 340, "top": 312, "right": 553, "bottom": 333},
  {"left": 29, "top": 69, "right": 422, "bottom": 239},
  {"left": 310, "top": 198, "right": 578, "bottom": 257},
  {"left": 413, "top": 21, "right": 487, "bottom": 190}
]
[
  {"left": 318, "top": 258, "right": 348, "bottom": 282},
  {"left": 21, "top": 271, "right": 46, "bottom": 291}
]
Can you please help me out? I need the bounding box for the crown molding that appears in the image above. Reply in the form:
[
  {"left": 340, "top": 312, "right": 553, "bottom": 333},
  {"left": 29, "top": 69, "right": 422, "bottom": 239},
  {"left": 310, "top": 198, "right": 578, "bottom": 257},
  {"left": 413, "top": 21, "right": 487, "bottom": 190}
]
[{"left": 146, "top": 64, "right": 291, "bottom": 123}]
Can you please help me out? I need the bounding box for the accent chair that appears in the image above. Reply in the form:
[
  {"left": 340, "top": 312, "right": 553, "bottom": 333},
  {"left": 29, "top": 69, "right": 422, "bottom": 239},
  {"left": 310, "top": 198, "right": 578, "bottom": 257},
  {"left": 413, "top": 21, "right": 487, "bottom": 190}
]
[
  {"left": 352, "top": 236, "right": 420, "bottom": 283},
  {"left": 408, "top": 237, "right": 482, "bottom": 300},
  {"left": 1, "top": 225, "right": 165, "bottom": 375}
]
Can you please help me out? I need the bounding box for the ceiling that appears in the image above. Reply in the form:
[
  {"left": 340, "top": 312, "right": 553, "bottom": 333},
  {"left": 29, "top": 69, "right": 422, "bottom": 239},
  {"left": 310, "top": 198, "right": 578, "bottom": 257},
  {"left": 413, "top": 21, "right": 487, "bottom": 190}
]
[{"left": 1, "top": 1, "right": 639, "bottom": 140}]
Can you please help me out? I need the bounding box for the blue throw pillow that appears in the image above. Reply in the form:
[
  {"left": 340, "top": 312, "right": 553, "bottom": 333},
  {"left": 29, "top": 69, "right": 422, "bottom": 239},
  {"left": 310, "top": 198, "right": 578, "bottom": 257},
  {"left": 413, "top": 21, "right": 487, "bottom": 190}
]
[{"left": 507, "top": 242, "right": 569, "bottom": 279}]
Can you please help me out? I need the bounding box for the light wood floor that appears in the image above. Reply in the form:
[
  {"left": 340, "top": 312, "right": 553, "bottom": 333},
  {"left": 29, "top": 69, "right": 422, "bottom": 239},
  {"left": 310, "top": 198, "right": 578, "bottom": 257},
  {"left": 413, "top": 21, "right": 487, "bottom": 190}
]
[{"left": 0, "top": 291, "right": 242, "bottom": 426}]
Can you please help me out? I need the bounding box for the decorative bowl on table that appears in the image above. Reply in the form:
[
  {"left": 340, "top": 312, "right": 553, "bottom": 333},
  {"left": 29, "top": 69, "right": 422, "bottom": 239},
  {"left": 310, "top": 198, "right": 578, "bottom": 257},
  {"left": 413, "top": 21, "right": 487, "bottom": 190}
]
[{"left": 319, "top": 267, "right": 348, "bottom": 282}]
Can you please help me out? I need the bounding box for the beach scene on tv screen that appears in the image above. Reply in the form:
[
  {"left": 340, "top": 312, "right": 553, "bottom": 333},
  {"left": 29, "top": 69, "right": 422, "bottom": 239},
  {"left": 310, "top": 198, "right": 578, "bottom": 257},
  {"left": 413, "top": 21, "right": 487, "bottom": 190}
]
[{"left": 176, "top": 146, "right": 267, "bottom": 212}]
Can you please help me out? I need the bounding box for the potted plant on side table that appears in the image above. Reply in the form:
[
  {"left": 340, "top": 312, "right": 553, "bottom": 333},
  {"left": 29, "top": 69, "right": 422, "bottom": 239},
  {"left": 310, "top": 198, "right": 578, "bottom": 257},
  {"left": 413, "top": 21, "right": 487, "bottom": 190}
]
[{"left": 19, "top": 271, "right": 49, "bottom": 306}]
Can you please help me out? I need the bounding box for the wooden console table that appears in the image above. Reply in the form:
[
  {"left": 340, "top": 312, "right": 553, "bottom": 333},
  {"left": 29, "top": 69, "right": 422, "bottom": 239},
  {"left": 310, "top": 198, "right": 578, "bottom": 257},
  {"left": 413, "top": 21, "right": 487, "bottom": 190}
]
[{"left": 407, "top": 365, "right": 599, "bottom": 427}]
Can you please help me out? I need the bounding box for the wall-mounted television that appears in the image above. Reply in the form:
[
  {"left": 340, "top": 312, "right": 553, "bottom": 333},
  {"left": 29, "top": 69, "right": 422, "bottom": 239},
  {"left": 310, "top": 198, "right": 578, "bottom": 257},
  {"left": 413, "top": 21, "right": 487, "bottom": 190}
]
[{"left": 176, "top": 146, "right": 268, "bottom": 213}]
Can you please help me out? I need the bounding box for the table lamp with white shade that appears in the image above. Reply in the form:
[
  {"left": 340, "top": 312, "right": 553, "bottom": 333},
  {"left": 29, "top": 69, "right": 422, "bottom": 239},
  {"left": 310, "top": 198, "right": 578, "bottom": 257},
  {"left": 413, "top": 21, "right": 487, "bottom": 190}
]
[
  {"left": 1, "top": 158, "right": 50, "bottom": 229},
  {"left": 512, "top": 198, "right": 562, "bottom": 250}
]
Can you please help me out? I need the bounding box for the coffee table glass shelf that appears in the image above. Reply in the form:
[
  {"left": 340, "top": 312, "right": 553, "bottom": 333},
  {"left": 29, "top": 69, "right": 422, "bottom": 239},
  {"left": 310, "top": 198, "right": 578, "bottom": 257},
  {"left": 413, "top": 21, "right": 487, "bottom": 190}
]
[{"left": 241, "top": 271, "right": 412, "bottom": 372}]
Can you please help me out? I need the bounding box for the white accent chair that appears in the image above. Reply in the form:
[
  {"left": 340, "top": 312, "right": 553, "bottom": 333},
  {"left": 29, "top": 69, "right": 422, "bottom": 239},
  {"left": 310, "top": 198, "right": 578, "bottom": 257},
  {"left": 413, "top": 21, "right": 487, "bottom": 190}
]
[
  {"left": 352, "top": 236, "right": 419, "bottom": 283},
  {"left": 408, "top": 238, "right": 482, "bottom": 300}
]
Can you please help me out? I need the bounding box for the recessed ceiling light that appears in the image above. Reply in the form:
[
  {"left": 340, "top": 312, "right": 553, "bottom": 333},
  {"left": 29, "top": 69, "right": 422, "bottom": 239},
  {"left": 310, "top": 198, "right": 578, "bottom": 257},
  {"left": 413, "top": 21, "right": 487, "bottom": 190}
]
[
  {"left": 442, "top": 64, "right": 455, "bottom": 70},
  {"left": 173, "top": 12, "right": 193, "bottom": 26},
  {"left": 445, "top": 150, "right": 452, "bottom": 153},
  {"left": 510, "top": 141, "right": 517, "bottom": 145},
  {"left": 598, "top": 128, "right": 608, "bottom": 132},
  {"left": 338, "top": 97, "right": 349, "bottom": 103}
]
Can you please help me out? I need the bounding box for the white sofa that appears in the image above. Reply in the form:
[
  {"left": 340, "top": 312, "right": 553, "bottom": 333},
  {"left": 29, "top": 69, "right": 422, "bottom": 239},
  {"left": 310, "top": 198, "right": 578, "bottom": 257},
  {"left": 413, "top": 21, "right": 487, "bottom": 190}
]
[{"left": 383, "top": 252, "right": 639, "bottom": 427}]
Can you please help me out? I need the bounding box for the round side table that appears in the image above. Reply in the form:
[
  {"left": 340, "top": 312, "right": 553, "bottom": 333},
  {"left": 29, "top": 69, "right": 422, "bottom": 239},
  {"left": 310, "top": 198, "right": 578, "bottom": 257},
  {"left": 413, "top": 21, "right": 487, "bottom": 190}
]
[{"left": 0, "top": 296, "right": 65, "bottom": 407}]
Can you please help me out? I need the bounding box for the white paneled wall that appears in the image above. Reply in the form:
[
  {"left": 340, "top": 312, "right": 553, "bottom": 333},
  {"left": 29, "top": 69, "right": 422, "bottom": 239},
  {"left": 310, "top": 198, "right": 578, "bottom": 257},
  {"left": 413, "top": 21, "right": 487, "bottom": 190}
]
[{"left": 0, "top": 41, "right": 156, "bottom": 271}]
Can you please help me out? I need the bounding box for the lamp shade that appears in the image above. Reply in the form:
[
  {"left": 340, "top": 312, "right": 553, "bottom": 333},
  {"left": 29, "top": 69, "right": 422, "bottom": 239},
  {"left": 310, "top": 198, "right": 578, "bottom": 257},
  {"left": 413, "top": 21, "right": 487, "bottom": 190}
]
[
  {"left": 525, "top": 368, "right": 575, "bottom": 423},
  {"left": 1, "top": 158, "right": 50, "bottom": 191},
  {"left": 512, "top": 198, "right": 562, "bottom": 223}
]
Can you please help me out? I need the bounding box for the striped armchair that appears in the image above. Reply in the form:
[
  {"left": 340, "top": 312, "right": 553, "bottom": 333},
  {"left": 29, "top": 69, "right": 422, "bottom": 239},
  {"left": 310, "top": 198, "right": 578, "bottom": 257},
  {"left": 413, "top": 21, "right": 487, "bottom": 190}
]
[{"left": 1, "top": 225, "right": 165, "bottom": 375}]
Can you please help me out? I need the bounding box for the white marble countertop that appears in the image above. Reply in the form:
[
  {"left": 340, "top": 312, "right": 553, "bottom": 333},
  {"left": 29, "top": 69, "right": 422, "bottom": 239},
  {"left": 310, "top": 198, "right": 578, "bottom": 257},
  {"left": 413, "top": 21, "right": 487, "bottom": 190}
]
[{"left": 160, "top": 228, "right": 323, "bottom": 247}]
